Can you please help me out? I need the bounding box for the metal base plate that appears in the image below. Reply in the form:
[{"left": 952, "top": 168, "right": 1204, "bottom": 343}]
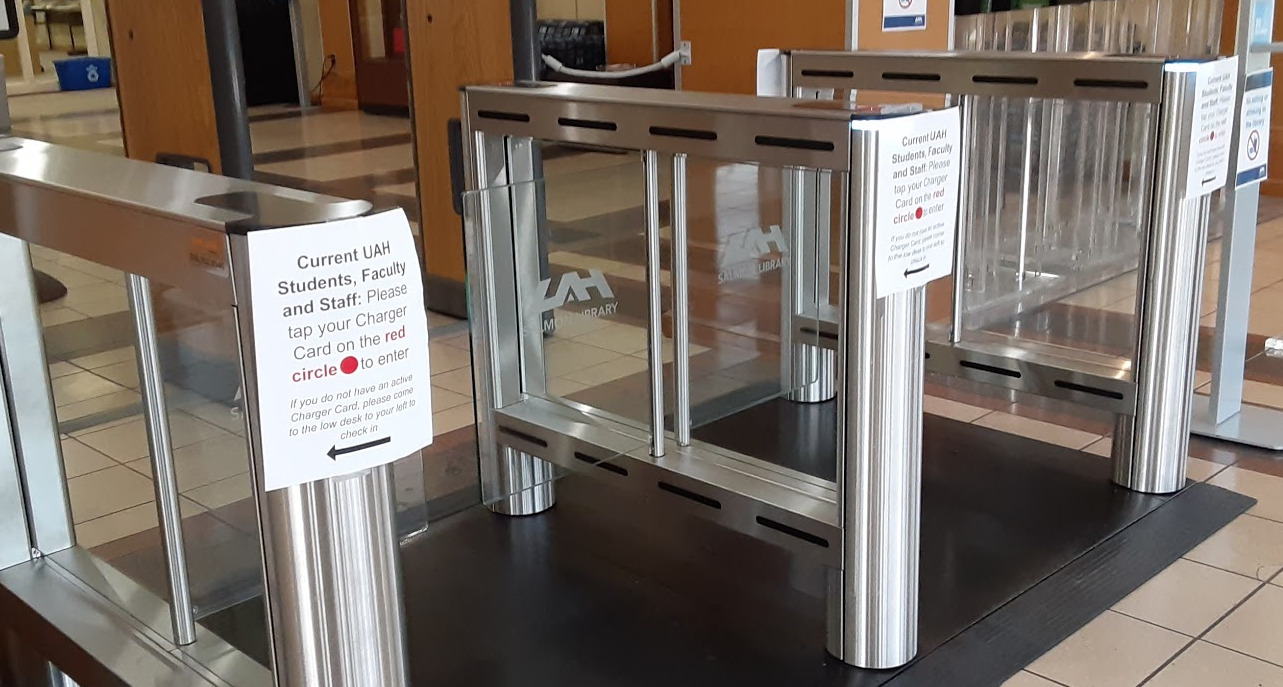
[{"left": 1190, "top": 395, "right": 1283, "bottom": 451}]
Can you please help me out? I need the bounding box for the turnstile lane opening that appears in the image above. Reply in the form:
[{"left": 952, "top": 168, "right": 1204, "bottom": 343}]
[
  {"left": 463, "top": 81, "right": 943, "bottom": 669},
  {"left": 462, "top": 55, "right": 1233, "bottom": 674}
]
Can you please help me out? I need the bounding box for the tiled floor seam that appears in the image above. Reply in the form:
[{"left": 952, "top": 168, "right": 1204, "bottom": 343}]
[
  {"left": 1135, "top": 568, "right": 1283, "bottom": 686},
  {"left": 1023, "top": 673, "right": 1074, "bottom": 687},
  {"left": 1176, "top": 556, "right": 1262, "bottom": 582}
]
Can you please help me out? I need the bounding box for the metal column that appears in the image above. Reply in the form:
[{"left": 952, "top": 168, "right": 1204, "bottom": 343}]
[
  {"left": 201, "top": 0, "right": 254, "bottom": 179},
  {"left": 125, "top": 275, "right": 197, "bottom": 646},
  {"left": 644, "top": 150, "right": 667, "bottom": 458},
  {"left": 672, "top": 154, "right": 692, "bottom": 446},
  {"left": 828, "top": 128, "right": 925, "bottom": 669},
  {"left": 1113, "top": 66, "right": 1213, "bottom": 494},
  {"left": 0, "top": 234, "right": 72, "bottom": 558},
  {"left": 228, "top": 234, "right": 410, "bottom": 687},
  {"left": 786, "top": 167, "right": 837, "bottom": 403},
  {"left": 1190, "top": 0, "right": 1283, "bottom": 450}
]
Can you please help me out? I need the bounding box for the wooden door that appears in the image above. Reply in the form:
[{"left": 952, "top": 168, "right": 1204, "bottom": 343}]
[
  {"left": 351, "top": 0, "right": 409, "bottom": 111},
  {"left": 106, "top": 0, "right": 221, "bottom": 170},
  {"left": 406, "top": 0, "right": 514, "bottom": 315},
  {"left": 604, "top": 0, "right": 674, "bottom": 66},
  {"left": 675, "top": 0, "right": 845, "bottom": 94}
]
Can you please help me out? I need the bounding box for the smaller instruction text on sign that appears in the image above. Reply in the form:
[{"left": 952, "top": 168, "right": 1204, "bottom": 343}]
[
  {"left": 1238, "top": 70, "right": 1273, "bottom": 188},
  {"left": 1188, "top": 58, "right": 1239, "bottom": 197},
  {"left": 247, "top": 209, "right": 434, "bottom": 491},
  {"left": 859, "top": 107, "right": 962, "bottom": 298}
]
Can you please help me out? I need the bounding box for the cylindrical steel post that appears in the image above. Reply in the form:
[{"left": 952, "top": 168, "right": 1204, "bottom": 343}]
[
  {"left": 827, "top": 129, "right": 925, "bottom": 670},
  {"left": 644, "top": 150, "right": 666, "bottom": 457},
  {"left": 1112, "top": 66, "right": 1214, "bottom": 494},
  {"left": 786, "top": 168, "right": 838, "bottom": 404},
  {"left": 228, "top": 234, "right": 410, "bottom": 687},
  {"left": 125, "top": 274, "right": 197, "bottom": 647},
  {"left": 509, "top": 0, "right": 540, "bottom": 82},
  {"left": 949, "top": 96, "right": 974, "bottom": 343},
  {"left": 488, "top": 447, "right": 556, "bottom": 516},
  {"left": 672, "top": 154, "right": 692, "bottom": 446},
  {"left": 201, "top": 0, "right": 254, "bottom": 179}
]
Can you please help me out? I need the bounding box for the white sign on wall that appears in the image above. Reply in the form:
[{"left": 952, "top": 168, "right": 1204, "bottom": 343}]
[
  {"left": 856, "top": 107, "right": 962, "bottom": 298},
  {"left": 246, "top": 209, "right": 434, "bottom": 491},
  {"left": 1187, "top": 58, "right": 1239, "bottom": 197},
  {"left": 883, "top": 0, "right": 927, "bottom": 31},
  {"left": 1238, "top": 69, "right": 1273, "bottom": 188}
]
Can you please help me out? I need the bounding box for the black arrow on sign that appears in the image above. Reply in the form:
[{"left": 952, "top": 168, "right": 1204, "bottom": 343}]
[
  {"left": 328, "top": 436, "right": 391, "bottom": 460},
  {"left": 904, "top": 263, "right": 930, "bottom": 277}
]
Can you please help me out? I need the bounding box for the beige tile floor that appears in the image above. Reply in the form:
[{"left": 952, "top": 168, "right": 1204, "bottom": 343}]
[{"left": 14, "top": 89, "right": 1283, "bottom": 685}]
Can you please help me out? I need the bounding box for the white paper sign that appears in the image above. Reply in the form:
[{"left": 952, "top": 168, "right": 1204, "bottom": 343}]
[
  {"left": 1238, "top": 70, "right": 1273, "bottom": 188},
  {"left": 756, "top": 49, "right": 786, "bottom": 97},
  {"left": 247, "top": 209, "right": 434, "bottom": 491},
  {"left": 883, "top": 0, "right": 927, "bottom": 31},
  {"left": 859, "top": 108, "right": 961, "bottom": 297},
  {"left": 1187, "top": 59, "right": 1239, "bottom": 197}
]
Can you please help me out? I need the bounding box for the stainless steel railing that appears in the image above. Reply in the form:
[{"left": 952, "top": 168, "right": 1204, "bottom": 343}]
[
  {"left": 462, "top": 57, "right": 1227, "bottom": 669},
  {"left": 0, "top": 138, "right": 409, "bottom": 686}
]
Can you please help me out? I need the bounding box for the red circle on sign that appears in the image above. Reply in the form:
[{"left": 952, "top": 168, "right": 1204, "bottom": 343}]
[
  {"left": 340, "top": 356, "right": 359, "bottom": 374},
  {"left": 915, "top": 207, "right": 924, "bottom": 219}
]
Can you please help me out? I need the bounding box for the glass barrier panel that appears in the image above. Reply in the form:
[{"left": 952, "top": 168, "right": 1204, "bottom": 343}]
[
  {"left": 677, "top": 155, "right": 824, "bottom": 430},
  {"left": 958, "top": 95, "right": 1152, "bottom": 358},
  {"left": 33, "top": 240, "right": 441, "bottom": 674},
  {"left": 463, "top": 170, "right": 650, "bottom": 505}
]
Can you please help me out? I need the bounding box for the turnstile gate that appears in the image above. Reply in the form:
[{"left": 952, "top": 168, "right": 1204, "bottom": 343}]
[
  {"left": 781, "top": 51, "right": 1225, "bottom": 494},
  {"left": 0, "top": 139, "right": 414, "bottom": 687},
  {"left": 462, "top": 52, "right": 1230, "bottom": 668}
]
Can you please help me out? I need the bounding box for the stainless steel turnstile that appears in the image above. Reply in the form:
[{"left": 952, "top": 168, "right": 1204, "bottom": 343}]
[
  {"left": 781, "top": 51, "right": 1225, "bottom": 494},
  {"left": 0, "top": 140, "right": 411, "bottom": 686},
  {"left": 462, "top": 54, "right": 1228, "bottom": 668}
]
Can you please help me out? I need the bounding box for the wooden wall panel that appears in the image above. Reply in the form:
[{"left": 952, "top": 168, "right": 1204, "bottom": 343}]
[
  {"left": 407, "top": 0, "right": 514, "bottom": 305},
  {"left": 675, "top": 0, "right": 950, "bottom": 95},
  {"left": 106, "top": 0, "right": 221, "bottom": 171},
  {"left": 676, "top": 0, "right": 845, "bottom": 94},
  {"left": 605, "top": 0, "right": 673, "bottom": 66}
]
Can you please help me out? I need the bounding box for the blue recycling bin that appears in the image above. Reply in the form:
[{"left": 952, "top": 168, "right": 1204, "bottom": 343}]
[{"left": 53, "top": 57, "right": 112, "bottom": 92}]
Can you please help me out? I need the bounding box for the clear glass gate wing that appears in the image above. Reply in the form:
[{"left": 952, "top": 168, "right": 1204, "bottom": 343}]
[{"left": 461, "top": 84, "right": 839, "bottom": 508}]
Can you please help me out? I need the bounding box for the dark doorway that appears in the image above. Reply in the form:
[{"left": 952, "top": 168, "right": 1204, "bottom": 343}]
[{"left": 236, "top": 0, "right": 299, "bottom": 107}]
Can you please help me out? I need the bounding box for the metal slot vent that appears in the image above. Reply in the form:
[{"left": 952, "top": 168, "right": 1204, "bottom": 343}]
[
  {"left": 881, "top": 71, "right": 943, "bottom": 82},
  {"left": 477, "top": 110, "right": 531, "bottom": 123},
  {"left": 498, "top": 425, "right": 548, "bottom": 447},
  {"left": 958, "top": 360, "right": 1022, "bottom": 379},
  {"left": 557, "top": 117, "right": 618, "bottom": 131},
  {"left": 799, "top": 68, "right": 855, "bottom": 79},
  {"left": 1073, "top": 78, "right": 1150, "bottom": 90},
  {"left": 972, "top": 74, "right": 1039, "bottom": 86},
  {"left": 573, "top": 451, "right": 629, "bottom": 476},
  {"left": 649, "top": 125, "right": 718, "bottom": 141},
  {"left": 754, "top": 135, "right": 835, "bottom": 152},
  {"left": 657, "top": 481, "right": 723, "bottom": 509},
  {"left": 756, "top": 516, "right": 830, "bottom": 548},
  {"left": 1053, "top": 379, "right": 1126, "bottom": 400}
]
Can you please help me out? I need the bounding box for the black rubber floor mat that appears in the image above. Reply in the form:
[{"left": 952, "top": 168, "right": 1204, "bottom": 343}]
[{"left": 401, "top": 407, "right": 1252, "bottom": 686}]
